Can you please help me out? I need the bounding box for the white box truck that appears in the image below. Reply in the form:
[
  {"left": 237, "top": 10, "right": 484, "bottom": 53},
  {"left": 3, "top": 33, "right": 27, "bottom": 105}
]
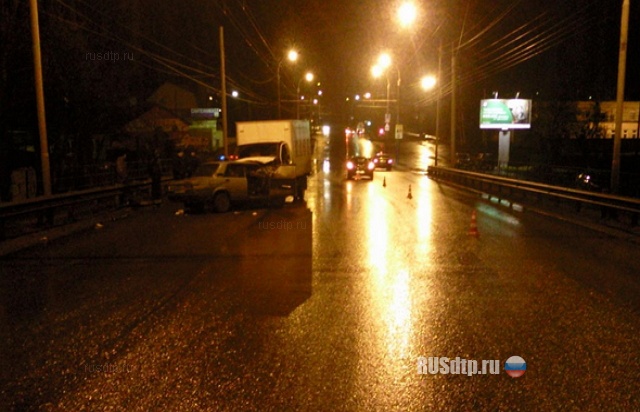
[{"left": 235, "top": 120, "right": 312, "bottom": 199}]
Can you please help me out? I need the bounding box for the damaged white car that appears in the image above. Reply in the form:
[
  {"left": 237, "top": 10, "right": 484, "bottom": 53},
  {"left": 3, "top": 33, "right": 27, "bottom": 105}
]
[{"left": 167, "top": 160, "right": 292, "bottom": 213}]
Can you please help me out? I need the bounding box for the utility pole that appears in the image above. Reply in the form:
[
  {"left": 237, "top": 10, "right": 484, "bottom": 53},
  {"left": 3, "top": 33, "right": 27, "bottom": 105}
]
[
  {"left": 220, "top": 27, "right": 229, "bottom": 159},
  {"left": 277, "top": 62, "right": 282, "bottom": 119},
  {"left": 29, "top": 0, "right": 51, "bottom": 196},
  {"left": 396, "top": 68, "right": 401, "bottom": 126},
  {"left": 396, "top": 68, "right": 402, "bottom": 164},
  {"left": 611, "top": 0, "right": 630, "bottom": 194},
  {"left": 450, "top": 52, "right": 456, "bottom": 166},
  {"left": 435, "top": 41, "right": 442, "bottom": 166}
]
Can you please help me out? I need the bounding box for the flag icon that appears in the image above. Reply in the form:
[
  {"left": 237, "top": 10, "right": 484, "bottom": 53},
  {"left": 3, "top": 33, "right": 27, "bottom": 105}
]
[{"left": 504, "top": 356, "right": 526, "bottom": 378}]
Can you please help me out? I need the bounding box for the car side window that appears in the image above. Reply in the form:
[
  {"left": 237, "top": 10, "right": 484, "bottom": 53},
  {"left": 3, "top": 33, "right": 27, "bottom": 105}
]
[{"left": 225, "top": 164, "right": 245, "bottom": 177}]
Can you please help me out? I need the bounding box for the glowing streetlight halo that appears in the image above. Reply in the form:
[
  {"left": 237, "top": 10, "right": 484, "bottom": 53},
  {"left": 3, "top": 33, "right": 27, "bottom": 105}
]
[
  {"left": 297, "top": 71, "right": 316, "bottom": 119},
  {"left": 378, "top": 53, "right": 392, "bottom": 70},
  {"left": 421, "top": 75, "right": 437, "bottom": 91},
  {"left": 397, "top": 2, "right": 417, "bottom": 28},
  {"left": 371, "top": 65, "right": 384, "bottom": 78},
  {"left": 278, "top": 49, "right": 300, "bottom": 118}
]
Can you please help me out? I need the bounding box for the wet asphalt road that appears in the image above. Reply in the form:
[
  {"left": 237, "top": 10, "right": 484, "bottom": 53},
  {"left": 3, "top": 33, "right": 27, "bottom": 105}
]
[{"left": 2, "top": 148, "right": 640, "bottom": 411}]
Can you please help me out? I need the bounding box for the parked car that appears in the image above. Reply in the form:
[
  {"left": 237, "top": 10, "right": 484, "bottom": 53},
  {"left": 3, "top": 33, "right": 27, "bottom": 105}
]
[
  {"left": 372, "top": 152, "right": 394, "bottom": 170},
  {"left": 472, "top": 152, "right": 495, "bottom": 171},
  {"left": 455, "top": 152, "right": 472, "bottom": 169},
  {"left": 167, "top": 161, "right": 286, "bottom": 213},
  {"left": 346, "top": 156, "right": 375, "bottom": 180},
  {"left": 575, "top": 172, "right": 606, "bottom": 192}
]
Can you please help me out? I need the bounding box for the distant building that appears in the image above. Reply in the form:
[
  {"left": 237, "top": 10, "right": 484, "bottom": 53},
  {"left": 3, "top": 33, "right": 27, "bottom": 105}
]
[
  {"left": 577, "top": 101, "right": 639, "bottom": 139},
  {"left": 123, "top": 105, "right": 204, "bottom": 151},
  {"left": 124, "top": 105, "right": 190, "bottom": 136},
  {"left": 189, "top": 108, "right": 224, "bottom": 152},
  {"left": 146, "top": 83, "right": 223, "bottom": 151},
  {"left": 147, "top": 82, "right": 198, "bottom": 120},
  {"left": 122, "top": 83, "right": 224, "bottom": 152}
]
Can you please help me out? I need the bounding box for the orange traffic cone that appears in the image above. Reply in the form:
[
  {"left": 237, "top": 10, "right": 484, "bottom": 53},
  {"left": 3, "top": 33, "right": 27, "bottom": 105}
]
[
  {"left": 407, "top": 184, "right": 413, "bottom": 199},
  {"left": 468, "top": 210, "right": 479, "bottom": 237},
  {"left": 383, "top": 176, "right": 387, "bottom": 187}
]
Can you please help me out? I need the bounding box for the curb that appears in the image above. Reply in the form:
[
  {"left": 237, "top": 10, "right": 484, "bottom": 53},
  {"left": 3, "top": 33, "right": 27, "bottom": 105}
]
[{"left": 0, "top": 207, "right": 136, "bottom": 257}]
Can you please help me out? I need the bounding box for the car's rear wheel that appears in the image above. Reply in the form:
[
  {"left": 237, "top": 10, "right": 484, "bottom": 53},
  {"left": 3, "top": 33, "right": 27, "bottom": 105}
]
[{"left": 212, "top": 192, "right": 231, "bottom": 213}]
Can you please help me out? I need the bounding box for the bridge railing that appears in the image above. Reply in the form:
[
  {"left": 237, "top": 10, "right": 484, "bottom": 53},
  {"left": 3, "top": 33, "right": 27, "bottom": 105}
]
[
  {"left": 428, "top": 166, "right": 640, "bottom": 227},
  {"left": 0, "top": 180, "right": 158, "bottom": 241}
]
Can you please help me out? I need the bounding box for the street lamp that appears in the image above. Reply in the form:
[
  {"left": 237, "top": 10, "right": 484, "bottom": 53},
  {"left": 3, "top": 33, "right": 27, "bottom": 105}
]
[
  {"left": 373, "top": 53, "right": 402, "bottom": 160},
  {"left": 397, "top": 2, "right": 417, "bottom": 28},
  {"left": 421, "top": 75, "right": 436, "bottom": 91},
  {"left": 277, "top": 49, "right": 298, "bottom": 119},
  {"left": 374, "top": 53, "right": 401, "bottom": 124},
  {"left": 371, "top": 63, "right": 391, "bottom": 127},
  {"left": 420, "top": 75, "right": 438, "bottom": 165},
  {"left": 378, "top": 52, "right": 392, "bottom": 70},
  {"left": 297, "top": 71, "right": 314, "bottom": 119}
]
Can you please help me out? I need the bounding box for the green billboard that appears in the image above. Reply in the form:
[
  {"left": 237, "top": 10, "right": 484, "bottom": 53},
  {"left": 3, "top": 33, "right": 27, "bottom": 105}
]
[{"left": 479, "top": 99, "right": 531, "bottom": 129}]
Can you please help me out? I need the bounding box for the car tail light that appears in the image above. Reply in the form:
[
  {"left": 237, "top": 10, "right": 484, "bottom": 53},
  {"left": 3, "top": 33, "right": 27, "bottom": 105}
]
[
  {"left": 367, "top": 161, "right": 375, "bottom": 170},
  {"left": 346, "top": 161, "right": 354, "bottom": 170}
]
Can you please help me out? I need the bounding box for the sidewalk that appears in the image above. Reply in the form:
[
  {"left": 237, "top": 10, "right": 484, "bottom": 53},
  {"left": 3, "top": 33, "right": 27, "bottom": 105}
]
[{"left": 0, "top": 207, "right": 135, "bottom": 257}]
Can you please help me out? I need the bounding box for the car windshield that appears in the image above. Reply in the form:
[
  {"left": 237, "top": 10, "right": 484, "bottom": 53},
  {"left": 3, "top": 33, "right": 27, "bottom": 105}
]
[
  {"left": 237, "top": 143, "right": 278, "bottom": 158},
  {"left": 192, "top": 163, "right": 220, "bottom": 177}
]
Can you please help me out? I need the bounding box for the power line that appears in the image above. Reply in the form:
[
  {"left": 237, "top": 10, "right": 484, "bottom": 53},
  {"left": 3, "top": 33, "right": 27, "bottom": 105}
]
[{"left": 47, "top": 0, "right": 274, "bottom": 104}]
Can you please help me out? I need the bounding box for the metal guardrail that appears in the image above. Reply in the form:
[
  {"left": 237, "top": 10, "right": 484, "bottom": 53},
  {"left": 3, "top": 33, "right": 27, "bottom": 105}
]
[
  {"left": 428, "top": 166, "right": 640, "bottom": 226},
  {"left": 0, "top": 180, "right": 156, "bottom": 241}
]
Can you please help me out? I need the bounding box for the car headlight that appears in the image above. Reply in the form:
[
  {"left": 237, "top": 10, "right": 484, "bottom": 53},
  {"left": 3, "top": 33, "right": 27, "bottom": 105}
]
[
  {"left": 388, "top": 159, "right": 393, "bottom": 164},
  {"left": 373, "top": 158, "right": 379, "bottom": 163},
  {"left": 346, "top": 161, "right": 354, "bottom": 170},
  {"left": 367, "top": 162, "right": 375, "bottom": 170}
]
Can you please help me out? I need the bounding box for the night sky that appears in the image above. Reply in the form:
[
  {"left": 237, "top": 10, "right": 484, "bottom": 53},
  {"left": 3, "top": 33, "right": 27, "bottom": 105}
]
[
  {"left": 248, "top": 0, "right": 640, "bottom": 105},
  {"left": 2, "top": 0, "right": 639, "bottom": 128}
]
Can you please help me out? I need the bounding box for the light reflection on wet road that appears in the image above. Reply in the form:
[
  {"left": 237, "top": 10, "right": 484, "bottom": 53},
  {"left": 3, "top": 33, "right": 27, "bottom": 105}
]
[{"left": 1, "top": 148, "right": 640, "bottom": 410}]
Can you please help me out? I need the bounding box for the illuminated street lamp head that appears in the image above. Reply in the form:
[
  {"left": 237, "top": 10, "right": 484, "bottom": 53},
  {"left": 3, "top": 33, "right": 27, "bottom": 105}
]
[
  {"left": 371, "top": 65, "right": 384, "bottom": 78},
  {"left": 421, "top": 75, "right": 437, "bottom": 91},
  {"left": 398, "top": 2, "right": 417, "bottom": 28},
  {"left": 378, "top": 53, "right": 392, "bottom": 69},
  {"left": 288, "top": 50, "right": 299, "bottom": 62},
  {"left": 305, "top": 72, "right": 314, "bottom": 82}
]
